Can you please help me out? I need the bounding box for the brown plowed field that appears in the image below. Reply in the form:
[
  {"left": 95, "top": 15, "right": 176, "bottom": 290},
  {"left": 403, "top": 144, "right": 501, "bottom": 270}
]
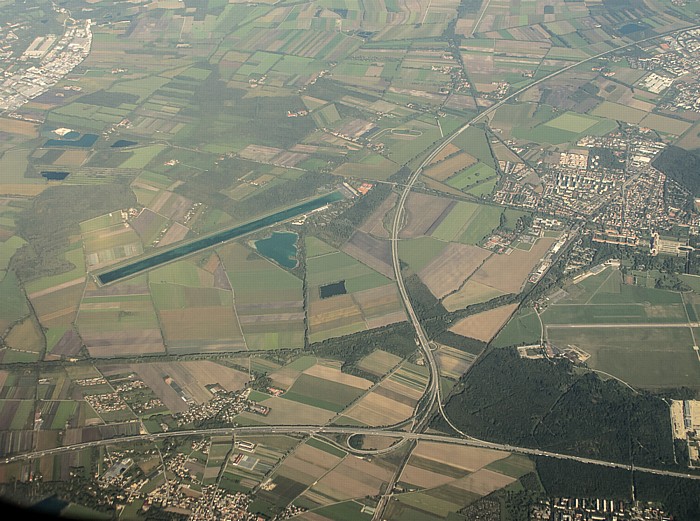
[
  {"left": 419, "top": 243, "right": 490, "bottom": 299},
  {"left": 343, "top": 231, "right": 393, "bottom": 279},
  {"left": 399, "top": 193, "right": 453, "bottom": 238},
  {"left": 471, "top": 237, "right": 555, "bottom": 293}
]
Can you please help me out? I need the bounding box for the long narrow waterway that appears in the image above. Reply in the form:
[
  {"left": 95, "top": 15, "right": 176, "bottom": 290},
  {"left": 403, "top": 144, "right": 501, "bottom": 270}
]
[{"left": 97, "top": 191, "right": 342, "bottom": 285}]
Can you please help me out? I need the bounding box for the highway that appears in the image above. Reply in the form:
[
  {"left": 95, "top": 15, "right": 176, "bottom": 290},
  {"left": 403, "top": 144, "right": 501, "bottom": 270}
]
[{"left": 4, "top": 425, "right": 700, "bottom": 482}]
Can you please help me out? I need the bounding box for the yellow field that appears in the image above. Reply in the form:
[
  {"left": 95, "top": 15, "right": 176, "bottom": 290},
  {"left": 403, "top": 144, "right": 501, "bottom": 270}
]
[
  {"left": 305, "top": 455, "right": 392, "bottom": 502},
  {"left": 401, "top": 464, "right": 456, "bottom": 489},
  {"left": 451, "top": 468, "right": 515, "bottom": 495},
  {"left": 53, "top": 150, "right": 90, "bottom": 167},
  {"left": 449, "top": 303, "right": 519, "bottom": 342},
  {"left": 343, "top": 391, "right": 415, "bottom": 426},
  {"left": 420, "top": 243, "right": 491, "bottom": 299},
  {"left": 0, "top": 118, "right": 39, "bottom": 137},
  {"left": 471, "top": 237, "right": 555, "bottom": 294},
  {"left": 443, "top": 279, "right": 505, "bottom": 312},
  {"left": 428, "top": 143, "right": 461, "bottom": 165},
  {"left": 424, "top": 152, "right": 478, "bottom": 182},
  {"left": 0, "top": 184, "right": 47, "bottom": 196},
  {"left": 303, "top": 363, "right": 373, "bottom": 390},
  {"left": 434, "top": 345, "right": 475, "bottom": 379},
  {"left": 412, "top": 442, "right": 508, "bottom": 472},
  {"left": 639, "top": 113, "right": 692, "bottom": 135}
]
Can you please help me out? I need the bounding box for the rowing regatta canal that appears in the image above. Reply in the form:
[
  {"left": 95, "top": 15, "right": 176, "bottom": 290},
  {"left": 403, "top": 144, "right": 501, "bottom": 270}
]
[{"left": 97, "top": 192, "right": 342, "bottom": 285}]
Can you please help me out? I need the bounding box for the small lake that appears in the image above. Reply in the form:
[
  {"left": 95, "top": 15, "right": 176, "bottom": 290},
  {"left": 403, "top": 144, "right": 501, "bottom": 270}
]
[
  {"left": 41, "top": 171, "right": 69, "bottom": 180},
  {"left": 619, "top": 22, "right": 650, "bottom": 35},
  {"left": 44, "top": 133, "right": 98, "bottom": 148},
  {"left": 32, "top": 496, "right": 69, "bottom": 516},
  {"left": 320, "top": 280, "right": 346, "bottom": 299},
  {"left": 111, "top": 139, "right": 138, "bottom": 148},
  {"left": 255, "top": 231, "right": 298, "bottom": 269}
]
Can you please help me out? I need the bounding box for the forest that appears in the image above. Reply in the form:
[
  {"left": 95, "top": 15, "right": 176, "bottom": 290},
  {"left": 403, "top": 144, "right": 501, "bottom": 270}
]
[{"left": 433, "top": 348, "right": 676, "bottom": 468}]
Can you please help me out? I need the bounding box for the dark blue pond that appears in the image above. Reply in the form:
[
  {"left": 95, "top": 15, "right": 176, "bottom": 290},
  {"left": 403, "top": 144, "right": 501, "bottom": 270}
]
[
  {"left": 320, "top": 280, "right": 346, "bottom": 299},
  {"left": 255, "top": 232, "right": 298, "bottom": 269},
  {"left": 44, "top": 134, "right": 98, "bottom": 148},
  {"left": 619, "top": 22, "right": 650, "bottom": 35},
  {"left": 97, "top": 192, "right": 342, "bottom": 285},
  {"left": 32, "top": 496, "right": 69, "bottom": 516},
  {"left": 41, "top": 171, "right": 70, "bottom": 180},
  {"left": 111, "top": 139, "right": 138, "bottom": 148}
]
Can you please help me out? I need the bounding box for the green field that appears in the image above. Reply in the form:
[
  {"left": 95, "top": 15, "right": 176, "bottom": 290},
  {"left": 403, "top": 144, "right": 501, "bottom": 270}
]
[
  {"left": 500, "top": 267, "right": 700, "bottom": 389},
  {"left": 493, "top": 309, "right": 542, "bottom": 347},
  {"left": 25, "top": 245, "right": 86, "bottom": 294},
  {"left": 284, "top": 374, "right": 365, "bottom": 412},
  {"left": 544, "top": 112, "right": 600, "bottom": 133},
  {"left": 431, "top": 202, "right": 503, "bottom": 245},
  {"left": 306, "top": 249, "right": 391, "bottom": 290},
  {"left": 547, "top": 326, "right": 700, "bottom": 389},
  {"left": 221, "top": 243, "right": 305, "bottom": 350},
  {"left": 446, "top": 162, "right": 498, "bottom": 192},
  {"left": 398, "top": 237, "right": 448, "bottom": 272},
  {"left": 315, "top": 501, "right": 372, "bottom": 521}
]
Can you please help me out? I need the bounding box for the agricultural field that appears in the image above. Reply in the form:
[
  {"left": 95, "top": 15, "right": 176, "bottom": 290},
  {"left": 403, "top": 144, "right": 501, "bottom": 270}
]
[
  {"left": 306, "top": 237, "right": 406, "bottom": 343},
  {"left": 220, "top": 243, "right": 305, "bottom": 350},
  {"left": 386, "top": 443, "right": 527, "bottom": 520},
  {"left": 497, "top": 267, "right": 700, "bottom": 390},
  {"left": 149, "top": 256, "right": 247, "bottom": 353},
  {"left": 357, "top": 350, "right": 403, "bottom": 378},
  {"left": 449, "top": 303, "right": 520, "bottom": 342},
  {"left": 417, "top": 242, "right": 491, "bottom": 300},
  {"left": 76, "top": 275, "right": 165, "bottom": 358},
  {"left": 469, "top": 237, "right": 556, "bottom": 294},
  {"left": 340, "top": 362, "right": 428, "bottom": 426},
  {"left": 434, "top": 345, "right": 477, "bottom": 380},
  {"left": 81, "top": 214, "right": 143, "bottom": 270},
  {"left": 239, "top": 358, "right": 372, "bottom": 426},
  {"left": 274, "top": 359, "right": 373, "bottom": 413},
  {"left": 292, "top": 443, "right": 394, "bottom": 515},
  {"left": 26, "top": 248, "right": 86, "bottom": 330}
]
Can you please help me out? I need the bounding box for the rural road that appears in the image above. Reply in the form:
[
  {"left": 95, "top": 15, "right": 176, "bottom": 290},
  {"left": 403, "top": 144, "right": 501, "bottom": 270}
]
[{"left": 546, "top": 322, "right": 699, "bottom": 328}]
